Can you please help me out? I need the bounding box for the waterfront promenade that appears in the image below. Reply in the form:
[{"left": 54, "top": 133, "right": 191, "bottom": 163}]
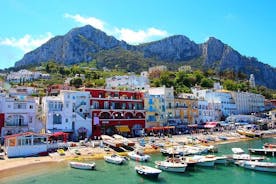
[{"left": 0, "top": 129, "right": 275, "bottom": 179}]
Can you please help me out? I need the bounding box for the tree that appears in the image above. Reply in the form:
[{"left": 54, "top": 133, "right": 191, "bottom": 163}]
[
  {"left": 70, "top": 78, "right": 83, "bottom": 88},
  {"left": 200, "top": 78, "right": 214, "bottom": 88}
]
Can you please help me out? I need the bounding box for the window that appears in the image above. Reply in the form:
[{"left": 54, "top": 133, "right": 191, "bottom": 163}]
[
  {"left": 29, "top": 105, "right": 33, "bottom": 109},
  {"left": 53, "top": 114, "right": 62, "bottom": 124}
]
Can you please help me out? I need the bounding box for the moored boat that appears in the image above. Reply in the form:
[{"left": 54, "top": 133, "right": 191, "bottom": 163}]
[
  {"left": 128, "top": 150, "right": 150, "bottom": 162},
  {"left": 248, "top": 148, "right": 276, "bottom": 157},
  {"left": 235, "top": 160, "right": 276, "bottom": 173},
  {"left": 263, "top": 143, "right": 276, "bottom": 149},
  {"left": 205, "top": 155, "right": 228, "bottom": 164},
  {"left": 104, "top": 154, "right": 127, "bottom": 165},
  {"left": 69, "top": 161, "right": 96, "bottom": 170},
  {"left": 135, "top": 165, "right": 162, "bottom": 179},
  {"left": 192, "top": 155, "right": 216, "bottom": 167},
  {"left": 155, "top": 158, "right": 187, "bottom": 172}
]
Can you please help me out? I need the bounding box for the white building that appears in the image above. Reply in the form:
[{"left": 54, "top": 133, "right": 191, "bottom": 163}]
[
  {"left": 197, "top": 99, "right": 221, "bottom": 123},
  {"left": 0, "top": 92, "right": 39, "bottom": 137},
  {"left": 148, "top": 86, "right": 174, "bottom": 124},
  {"left": 105, "top": 75, "right": 149, "bottom": 91},
  {"left": 231, "top": 92, "right": 265, "bottom": 114},
  {"left": 193, "top": 88, "right": 237, "bottom": 117},
  {"left": 42, "top": 90, "right": 92, "bottom": 140},
  {"left": 6, "top": 69, "right": 45, "bottom": 83}
]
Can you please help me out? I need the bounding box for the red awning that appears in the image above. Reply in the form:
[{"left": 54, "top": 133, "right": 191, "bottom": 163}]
[{"left": 204, "top": 122, "right": 219, "bottom": 128}]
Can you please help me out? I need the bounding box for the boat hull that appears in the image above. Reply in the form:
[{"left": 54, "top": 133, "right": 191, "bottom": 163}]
[
  {"left": 249, "top": 148, "right": 276, "bottom": 157},
  {"left": 69, "top": 162, "right": 95, "bottom": 170},
  {"left": 135, "top": 166, "right": 161, "bottom": 179},
  {"left": 236, "top": 161, "right": 276, "bottom": 173},
  {"left": 155, "top": 164, "right": 186, "bottom": 172},
  {"left": 196, "top": 160, "right": 215, "bottom": 167},
  {"left": 104, "top": 155, "right": 125, "bottom": 165}
]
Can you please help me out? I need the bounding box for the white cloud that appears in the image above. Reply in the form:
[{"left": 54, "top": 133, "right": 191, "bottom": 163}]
[
  {"left": 64, "top": 13, "right": 168, "bottom": 44},
  {"left": 64, "top": 13, "right": 105, "bottom": 31},
  {"left": 0, "top": 32, "right": 53, "bottom": 53},
  {"left": 114, "top": 27, "right": 168, "bottom": 44}
]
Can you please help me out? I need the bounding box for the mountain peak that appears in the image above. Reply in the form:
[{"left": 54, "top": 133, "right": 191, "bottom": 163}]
[{"left": 14, "top": 25, "right": 276, "bottom": 89}]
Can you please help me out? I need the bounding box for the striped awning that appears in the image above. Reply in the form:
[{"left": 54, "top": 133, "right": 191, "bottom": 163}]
[{"left": 115, "top": 125, "right": 130, "bottom": 133}]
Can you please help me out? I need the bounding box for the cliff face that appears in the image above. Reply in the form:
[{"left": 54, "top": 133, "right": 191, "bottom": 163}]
[
  {"left": 14, "top": 25, "right": 276, "bottom": 89},
  {"left": 15, "top": 25, "right": 128, "bottom": 66},
  {"left": 137, "top": 35, "right": 201, "bottom": 61}
]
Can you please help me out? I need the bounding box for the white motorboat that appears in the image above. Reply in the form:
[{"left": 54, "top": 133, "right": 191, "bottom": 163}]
[
  {"left": 155, "top": 157, "right": 187, "bottom": 172},
  {"left": 192, "top": 155, "right": 216, "bottom": 167},
  {"left": 128, "top": 151, "right": 150, "bottom": 162},
  {"left": 69, "top": 161, "right": 96, "bottom": 170},
  {"left": 235, "top": 160, "right": 276, "bottom": 173},
  {"left": 232, "top": 148, "right": 245, "bottom": 154},
  {"left": 104, "top": 154, "right": 127, "bottom": 165},
  {"left": 113, "top": 134, "right": 135, "bottom": 146},
  {"left": 160, "top": 146, "right": 184, "bottom": 156},
  {"left": 231, "top": 147, "right": 265, "bottom": 161},
  {"left": 205, "top": 155, "right": 228, "bottom": 164},
  {"left": 232, "top": 154, "right": 265, "bottom": 161},
  {"left": 135, "top": 165, "right": 162, "bottom": 178}
]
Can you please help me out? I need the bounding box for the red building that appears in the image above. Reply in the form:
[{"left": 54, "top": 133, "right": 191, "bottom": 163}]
[
  {"left": 85, "top": 88, "right": 146, "bottom": 138},
  {"left": 0, "top": 113, "right": 4, "bottom": 138}
]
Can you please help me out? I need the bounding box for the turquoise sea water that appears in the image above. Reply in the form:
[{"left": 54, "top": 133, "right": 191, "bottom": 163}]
[{"left": 2, "top": 138, "right": 275, "bottom": 184}]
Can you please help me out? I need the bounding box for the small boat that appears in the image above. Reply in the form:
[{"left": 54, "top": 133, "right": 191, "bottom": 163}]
[
  {"left": 235, "top": 160, "right": 276, "bottom": 173},
  {"left": 160, "top": 146, "right": 184, "bottom": 156},
  {"left": 104, "top": 154, "right": 127, "bottom": 165},
  {"left": 263, "top": 143, "right": 276, "bottom": 149},
  {"left": 135, "top": 165, "right": 162, "bottom": 179},
  {"left": 205, "top": 155, "right": 228, "bottom": 164},
  {"left": 57, "top": 149, "right": 65, "bottom": 156},
  {"left": 69, "top": 161, "right": 96, "bottom": 170},
  {"left": 231, "top": 154, "right": 266, "bottom": 161},
  {"left": 248, "top": 148, "right": 276, "bottom": 157},
  {"left": 128, "top": 150, "right": 150, "bottom": 162},
  {"left": 155, "top": 157, "right": 187, "bottom": 172},
  {"left": 192, "top": 155, "right": 216, "bottom": 167}
]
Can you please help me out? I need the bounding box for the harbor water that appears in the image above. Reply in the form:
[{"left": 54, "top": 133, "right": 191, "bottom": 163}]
[{"left": 1, "top": 138, "right": 275, "bottom": 184}]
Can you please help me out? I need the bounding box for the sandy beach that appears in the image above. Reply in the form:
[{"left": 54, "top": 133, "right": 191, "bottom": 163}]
[{"left": 0, "top": 130, "right": 275, "bottom": 181}]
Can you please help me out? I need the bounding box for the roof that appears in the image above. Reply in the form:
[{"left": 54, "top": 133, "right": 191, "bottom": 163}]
[{"left": 5, "top": 132, "right": 49, "bottom": 139}]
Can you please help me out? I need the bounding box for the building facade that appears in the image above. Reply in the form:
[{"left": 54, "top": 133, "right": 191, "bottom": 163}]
[
  {"left": 144, "top": 94, "right": 166, "bottom": 127},
  {"left": 174, "top": 94, "right": 198, "bottom": 124},
  {"left": 85, "top": 88, "right": 146, "bottom": 137},
  {"left": 42, "top": 90, "right": 92, "bottom": 140},
  {"left": 148, "top": 86, "right": 175, "bottom": 124},
  {"left": 105, "top": 75, "right": 149, "bottom": 91},
  {"left": 231, "top": 92, "right": 265, "bottom": 115},
  {"left": 0, "top": 93, "right": 38, "bottom": 137}
]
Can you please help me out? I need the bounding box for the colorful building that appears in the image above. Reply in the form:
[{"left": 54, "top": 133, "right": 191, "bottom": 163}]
[
  {"left": 175, "top": 94, "right": 198, "bottom": 124},
  {"left": 148, "top": 86, "right": 175, "bottom": 124},
  {"left": 144, "top": 94, "right": 166, "bottom": 127},
  {"left": 85, "top": 88, "right": 146, "bottom": 138}
]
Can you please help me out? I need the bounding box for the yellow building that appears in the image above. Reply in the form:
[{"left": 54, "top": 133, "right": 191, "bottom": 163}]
[{"left": 175, "top": 94, "right": 198, "bottom": 124}]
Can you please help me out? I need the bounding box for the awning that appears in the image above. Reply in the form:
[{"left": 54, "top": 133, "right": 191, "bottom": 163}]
[
  {"left": 145, "top": 126, "right": 175, "bottom": 131},
  {"left": 204, "top": 122, "right": 219, "bottom": 128},
  {"left": 115, "top": 125, "right": 130, "bottom": 133}
]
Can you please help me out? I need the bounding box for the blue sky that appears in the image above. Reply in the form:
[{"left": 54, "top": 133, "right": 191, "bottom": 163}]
[{"left": 0, "top": 0, "right": 275, "bottom": 69}]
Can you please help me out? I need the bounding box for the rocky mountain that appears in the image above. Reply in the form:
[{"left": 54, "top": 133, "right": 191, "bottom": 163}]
[{"left": 14, "top": 25, "right": 276, "bottom": 89}]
